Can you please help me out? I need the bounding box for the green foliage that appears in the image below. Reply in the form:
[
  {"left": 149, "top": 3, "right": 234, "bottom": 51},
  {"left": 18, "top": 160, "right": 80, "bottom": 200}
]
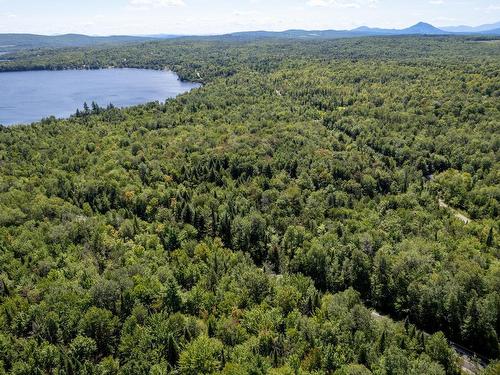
[
  {"left": 178, "top": 335, "right": 224, "bottom": 374},
  {"left": 0, "top": 35, "right": 498, "bottom": 374}
]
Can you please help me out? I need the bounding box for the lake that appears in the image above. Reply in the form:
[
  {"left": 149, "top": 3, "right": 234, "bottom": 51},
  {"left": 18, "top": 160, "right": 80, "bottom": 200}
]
[{"left": 0, "top": 68, "right": 200, "bottom": 126}]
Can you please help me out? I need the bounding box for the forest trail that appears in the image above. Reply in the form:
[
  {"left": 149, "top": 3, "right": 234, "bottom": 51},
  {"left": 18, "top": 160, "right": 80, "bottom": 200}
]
[
  {"left": 438, "top": 199, "right": 472, "bottom": 224},
  {"left": 370, "top": 311, "right": 486, "bottom": 374},
  {"left": 426, "top": 174, "right": 472, "bottom": 225}
]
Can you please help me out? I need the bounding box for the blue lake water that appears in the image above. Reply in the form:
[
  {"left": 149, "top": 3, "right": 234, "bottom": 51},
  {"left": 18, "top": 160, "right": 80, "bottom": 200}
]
[{"left": 0, "top": 68, "right": 200, "bottom": 126}]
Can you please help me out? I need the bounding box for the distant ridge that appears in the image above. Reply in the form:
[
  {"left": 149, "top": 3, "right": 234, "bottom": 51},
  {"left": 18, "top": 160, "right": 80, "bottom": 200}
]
[
  {"left": 142, "top": 34, "right": 185, "bottom": 39},
  {"left": 224, "top": 23, "right": 451, "bottom": 40},
  {"left": 352, "top": 22, "right": 447, "bottom": 36},
  {"left": 223, "top": 22, "right": 500, "bottom": 40},
  {"left": 401, "top": 22, "right": 447, "bottom": 35},
  {"left": 0, "top": 21, "right": 499, "bottom": 53},
  {"left": 0, "top": 33, "right": 155, "bottom": 53},
  {"left": 442, "top": 21, "right": 500, "bottom": 33},
  {"left": 479, "top": 27, "right": 500, "bottom": 35}
]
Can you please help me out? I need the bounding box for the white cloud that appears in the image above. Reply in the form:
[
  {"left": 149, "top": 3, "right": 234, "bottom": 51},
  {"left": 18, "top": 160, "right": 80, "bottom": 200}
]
[
  {"left": 307, "top": 0, "right": 378, "bottom": 9},
  {"left": 128, "top": 0, "right": 185, "bottom": 10},
  {"left": 429, "top": 0, "right": 444, "bottom": 5},
  {"left": 0, "top": 13, "right": 16, "bottom": 19},
  {"left": 307, "top": 0, "right": 359, "bottom": 8}
]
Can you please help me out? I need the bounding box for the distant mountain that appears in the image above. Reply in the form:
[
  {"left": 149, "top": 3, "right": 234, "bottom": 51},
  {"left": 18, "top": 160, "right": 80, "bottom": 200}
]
[
  {"left": 350, "top": 22, "right": 447, "bottom": 36},
  {"left": 401, "top": 22, "right": 447, "bottom": 35},
  {"left": 0, "top": 33, "right": 155, "bottom": 54},
  {"left": 226, "top": 29, "right": 363, "bottom": 40},
  {"left": 221, "top": 22, "right": 500, "bottom": 40},
  {"left": 351, "top": 26, "right": 398, "bottom": 35},
  {"left": 1, "top": 21, "right": 498, "bottom": 53},
  {"left": 142, "top": 34, "right": 184, "bottom": 39},
  {"left": 442, "top": 21, "right": 500, "bottom": 33},
  {"left": 224, "top": 22, "right": 450, "bottom": 40},
  {"left": 480, "top": 27, "right": 500, "bottom": 35}
]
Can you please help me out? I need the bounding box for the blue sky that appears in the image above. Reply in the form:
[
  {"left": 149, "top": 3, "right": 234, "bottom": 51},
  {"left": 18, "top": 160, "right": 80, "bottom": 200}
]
[{"left": 0, "top": 0, "right": 499, "bottom": 35}]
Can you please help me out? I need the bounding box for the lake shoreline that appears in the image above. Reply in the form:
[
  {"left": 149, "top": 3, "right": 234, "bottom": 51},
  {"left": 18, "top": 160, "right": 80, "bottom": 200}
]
[{"left": 0, "top": 68, "right": 200, "bottom": 126}]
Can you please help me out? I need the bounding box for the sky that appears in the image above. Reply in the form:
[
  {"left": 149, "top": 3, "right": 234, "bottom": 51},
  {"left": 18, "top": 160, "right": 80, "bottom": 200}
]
[{"left": 0, "top": 0, "right": 499, "bottom": 35}]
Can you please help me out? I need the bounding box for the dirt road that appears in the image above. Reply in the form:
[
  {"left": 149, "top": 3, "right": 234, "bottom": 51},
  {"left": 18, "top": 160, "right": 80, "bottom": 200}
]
[
  {"left": 438, "top": 199, "right": 471, "bottom": 224},
  {"left": 370, "top": 311, "right": 486, "bottom": 374}
]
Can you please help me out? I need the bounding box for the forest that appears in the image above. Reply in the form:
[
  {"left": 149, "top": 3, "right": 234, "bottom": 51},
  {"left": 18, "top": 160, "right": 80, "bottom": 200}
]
[{"left": 0, "top": 36, "right": 499, "bottom": 374}]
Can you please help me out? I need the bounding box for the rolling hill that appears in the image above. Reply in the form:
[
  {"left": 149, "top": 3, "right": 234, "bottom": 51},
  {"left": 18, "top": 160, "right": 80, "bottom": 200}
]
[
  {"left": 222, "top": 22, "right": 500, "bottom": 40},
  {"left": 1, "top": 21, "right": 499, "bottom": 54},
  {"left": 442, "top": 21, "right": 500, "bottom": 33},
  {"left": 0, "top": 33, "right": 155, "bottom": 54}
]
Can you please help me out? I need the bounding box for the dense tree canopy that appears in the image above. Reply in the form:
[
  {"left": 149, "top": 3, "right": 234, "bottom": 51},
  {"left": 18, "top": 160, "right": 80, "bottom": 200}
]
[{"left": 0, "top": 36, "right": 499, "bottom": 374}]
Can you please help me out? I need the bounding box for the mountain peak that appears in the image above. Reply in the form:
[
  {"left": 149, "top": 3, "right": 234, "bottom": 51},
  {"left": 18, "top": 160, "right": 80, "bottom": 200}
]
[
  {"left": 413, "top": 22, "right": 433, "bottom": 27},
  {"left": 353, "top": 26, "right": 371, "bottom": 31},
  {"left": 403, "top": 22, "right": 446, "bottom": 34}
]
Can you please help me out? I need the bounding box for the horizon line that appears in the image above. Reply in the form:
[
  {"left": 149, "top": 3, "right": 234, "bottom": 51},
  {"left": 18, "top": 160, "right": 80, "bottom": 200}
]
[{"left": 1, "top": 20, "right": 499, "bottom": 38}]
